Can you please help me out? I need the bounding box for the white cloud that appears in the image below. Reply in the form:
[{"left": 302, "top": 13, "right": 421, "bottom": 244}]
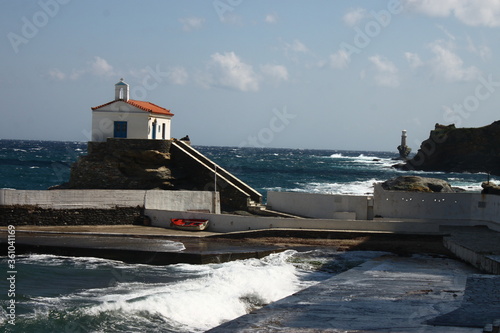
[
  {"left": 198, "top": 53, "right": 289, "bottom": 91},
  {"left": 286, "top": 39, "right": 309, "bottom": 53},
  {"left": 368, "top": 55, "right": 400, "bottom": 87},
  {"left": 220, "top": 13, "right": 243, "bottom": 25},
  {"left": 428, "top": 40, "right": 480, "bottom": 81},
  {"left": 48, "top": 68, "right": 66, "bottom": 80},
  {"left": 466, "top": 36, "right": 492, "bottom": 61},
  {"left": 265, "top": 14, "right": 278, "bottom": 24},
  {"left": 330, "top": 49, "right": 351, "bottom": 69},
  {"left": 90, "top": 56, "right": 115, "bottom": 77},
  {"left": 167, "top": 66, "right": 188, "bottom": 85},
  {"left": 404, "top": 41, "right": 481, "bottom": 82},
  {"left": 283, "top": 39, "right": 311, "bottom": 64},
  {"left": 69, "top": 69, "right": 86, "bottom": 80},
  {"left": 404, "top": 52, "right": 424, "bottom": 69},
  {"left": 179, "top": 17, "right": 205, "bottom": 31},
  {"left": 205, "top": 52, "right": 259, "bottom": 92},
  {"left": 436, "top": 24, "right": 455, "bottom": 40},
  {"left": 48, "top": 56, "right": 114, "bottom": 80},
  {"left": 343, "top": 7, "right": 368, "bottom": 26},
  {"left": 260, "top": 64, "right": 288, "bottom": 81},
  {"left": 403, "top": 0, "right": 500, "bottom": 27}
]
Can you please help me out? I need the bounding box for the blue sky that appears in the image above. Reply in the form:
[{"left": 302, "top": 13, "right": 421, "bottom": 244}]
[{"left": 1, "top": 0, "right": 500, "bottom": 151}]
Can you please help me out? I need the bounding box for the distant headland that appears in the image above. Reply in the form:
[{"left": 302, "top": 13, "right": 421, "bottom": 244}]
[{"left": 395, "top": 121, "right": 500, "bottom": 176}]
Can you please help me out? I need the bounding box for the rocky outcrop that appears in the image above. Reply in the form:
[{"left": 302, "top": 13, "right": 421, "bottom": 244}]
[
  {"left": 381, "top": 176, "right": 455, "bottom": 193},
  {"left": 56, "top": 141, "right": 176, "bottom": 190},
  {"left": 68, "top": 149, "right": 175, "bottom": 190},
  {"left": 481, "top": 181, "right": 500, "bottom": 195},
  {"left": 52, "top": 138, "right": 260, "bottom": 211},
  {"left": 396, "top": 121, "right": 500, "bottom": 175}
]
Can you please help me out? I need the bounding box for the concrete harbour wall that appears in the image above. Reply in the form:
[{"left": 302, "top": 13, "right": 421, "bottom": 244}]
[
  {"left": 267, "top": 191, "right": 373, "bottom": 220},
  {"left": 0, "top": 189, "right": 219, "bottom": 213},
  {"left": 373, "top": 184, "right": 500, "bottom": 231},
  {"left": 444, "top": 238, "right": 500, "bottom": 275},
  {"left": 146, "top": 209, "right": 441, "bottom": 234},
  {"left": 3, "top": 186, "right": 500, "bottom": 234},
  {"left": 264, "top": 188, "right": 500, "bottom": 232},
  {"left": 0, "top": 189, "right": 145, "bottom": 209}
]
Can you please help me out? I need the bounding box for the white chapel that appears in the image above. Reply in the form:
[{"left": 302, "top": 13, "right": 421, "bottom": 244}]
[{"left": 91, "top": 79, "right": 174, "bottom": 142}]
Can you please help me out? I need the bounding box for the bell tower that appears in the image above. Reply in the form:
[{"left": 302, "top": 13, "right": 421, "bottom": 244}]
[{"left": 114, "top": 78, "right": 129, "bottom": 101}]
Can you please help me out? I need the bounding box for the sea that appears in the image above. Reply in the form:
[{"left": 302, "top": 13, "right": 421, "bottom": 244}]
[{"left": 0, "top": 139, "right": 494, "bottom": 332}]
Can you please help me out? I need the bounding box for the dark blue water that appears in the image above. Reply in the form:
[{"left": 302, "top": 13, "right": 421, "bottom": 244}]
[
  {"left": 0, "top": 139, "right": 493, "bottom": 332},
  {"left": 0, "top": 139, "right": 492, "bottom": 195},
  {"left": 0, "top": 140, "right": 87, "bottom": 190}
]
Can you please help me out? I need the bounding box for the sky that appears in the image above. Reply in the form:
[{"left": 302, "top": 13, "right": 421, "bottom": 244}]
[{"left": 1, "top": 0, "right": 500, "bottom": 151}]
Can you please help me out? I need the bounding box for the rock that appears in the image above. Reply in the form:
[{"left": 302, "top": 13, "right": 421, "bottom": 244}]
[
  {"left": 398, "top": 121, "right": 500, "bottom": 175},
  {"left": 53, "top": 138, "right": 260, "bottom": 211},
  {"left": 481, "top": 181, "right": 500, "bottom": 195},
  {"left": 61, "top": 148, "right": 175, "bottom": 190},
  {"left": 380, "top": 176, "right": 455, "bottom": 193}
]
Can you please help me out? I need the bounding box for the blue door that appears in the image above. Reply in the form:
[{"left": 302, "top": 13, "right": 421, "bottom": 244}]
[
  {"left": 114, "top": 121, "right": 127, "bottom": 138},
  {"left": 152, "top": 122, "right": 156, "bottom": 139}
]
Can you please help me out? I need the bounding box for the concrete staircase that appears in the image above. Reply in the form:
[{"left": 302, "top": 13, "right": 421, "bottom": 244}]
[{"left": 171, "top": 140, "right": 262, "bottom": 210}]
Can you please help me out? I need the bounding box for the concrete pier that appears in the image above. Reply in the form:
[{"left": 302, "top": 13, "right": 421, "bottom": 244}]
[
  {"left": 209, "top": 256, "right": 493, "bottom": 332},
  {"left": 0, "top": 225, "right": 284, "bottom": 265},
  {"left": 443, "top": 226, "right": 500, "bottom": 275},
  {"left": 1, "top": 224, "right": 499, "bottom": 332}
]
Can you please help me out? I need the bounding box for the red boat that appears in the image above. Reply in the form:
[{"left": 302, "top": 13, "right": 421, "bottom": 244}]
[{"left": 170, "top": 218, "right": 209, "bottom": 231}]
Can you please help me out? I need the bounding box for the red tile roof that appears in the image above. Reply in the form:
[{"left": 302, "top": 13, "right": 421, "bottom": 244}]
[{"left": 92, "top": 99, "right": 174, "bottom": 116}]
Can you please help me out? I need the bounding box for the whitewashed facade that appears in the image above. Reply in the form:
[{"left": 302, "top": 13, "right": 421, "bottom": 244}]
[{"left": 91, "top": 79, "right": 174, "bottom": 142}]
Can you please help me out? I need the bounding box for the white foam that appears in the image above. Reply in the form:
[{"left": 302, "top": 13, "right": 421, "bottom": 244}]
[
  {"left": 16, "top": 254, "right": 133, "bottom": 270},
  {"left": 10, "top": 251, "right": 392, "bottom": 332},
  {"left": 294, "top": 178, "right": 380, "bottom": 195},
  {"left": 325, "top": 153, "right": 395, "bottom": 169},
  {"left": 84, "top": 251, "right": 308, "bottom": 332}
]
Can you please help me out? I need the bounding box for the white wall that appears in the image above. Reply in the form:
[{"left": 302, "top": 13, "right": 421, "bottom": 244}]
[
  {"left": 267, "top": 191, "right": 372, "bottom": 220},
  {"left": 147, "top": 117, "right": 171, "bottom": 140},
  {"left": 145, "top": 190, "right": 220, "bottom": 214},
  {"left": 0, "top": 189, "right": 219, "bottom": 213},
  {"left": 146, "top": 209, "right": 440, "bottom": 234},
  {"left": 0, "top": 189, "right": 145, "bottom": 208},
  {"left": 92, "top": 108, "right": 171, "bottom": 141},
  {"left": 92, "top": 109, "right": 148, "bottom": 141},
  {"left": 373, "top": 184, "right": 500, "bottom": 231}
]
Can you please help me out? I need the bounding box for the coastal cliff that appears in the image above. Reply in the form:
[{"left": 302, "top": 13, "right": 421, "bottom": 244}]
[{"left": 396, "top": 121, "right": 500, "bottom": 176}]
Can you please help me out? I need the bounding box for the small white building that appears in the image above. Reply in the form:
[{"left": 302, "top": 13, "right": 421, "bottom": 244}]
[{"left": 91, "top": 79, "right": 174, "bottom": 142}]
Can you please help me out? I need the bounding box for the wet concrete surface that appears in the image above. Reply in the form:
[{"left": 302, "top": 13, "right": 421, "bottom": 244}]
[
  {"left": 428, "top": 274, "right": 500, "bottom": 328},
  {"left": 2, "top": 225, "right": 499, "bottom": 331},
  {"left": 443, "top": 226, "right": 500, "bottom": 254},
  {"left": 443, "top": 226, "right": 500, "bottom": 274},
  {"left": 208, "top": 255, "right": 487, "bottom": 333},
  {"left": 0, "top": 227, "right": 285, "bottom": 264}
]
